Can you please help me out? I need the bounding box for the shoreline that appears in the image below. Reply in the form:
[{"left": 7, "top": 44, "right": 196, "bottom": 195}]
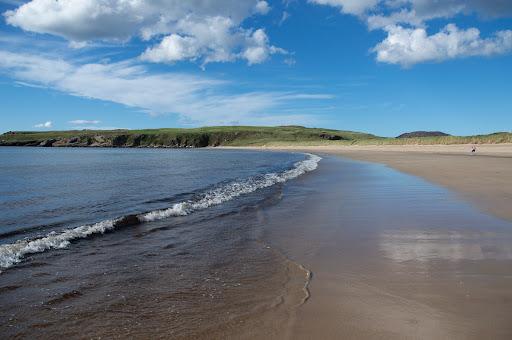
[
  {"left": 2, "top": 145, "right": 512, "bottom": 338},
  {"left": 221, "top": 144, "right": 512, "bottom": 223},
  {"left": 257, "top": 153, "right": 512, "bottom": 339}
]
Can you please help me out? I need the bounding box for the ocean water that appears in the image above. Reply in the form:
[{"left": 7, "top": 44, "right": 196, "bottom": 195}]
[{"left": 0, "top": 147, "right": 320, "bottom": 338}]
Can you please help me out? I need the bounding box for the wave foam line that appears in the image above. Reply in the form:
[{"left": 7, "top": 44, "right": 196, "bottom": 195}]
[
  {"left": 140, "top": 153, "right": 322, "bottom": 222},
  {"left": 0, "top": 154, "right": 321, "bottom": 271}
]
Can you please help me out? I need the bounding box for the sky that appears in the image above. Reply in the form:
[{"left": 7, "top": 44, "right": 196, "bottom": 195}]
[{"left": 0, "top": 0, "right": 511, "bottom": 137}]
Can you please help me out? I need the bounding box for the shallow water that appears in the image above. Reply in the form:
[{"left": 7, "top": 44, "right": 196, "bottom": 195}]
[
  {"left": 0, "top": 147, "right": 306, "bottom": 243},
  {"left": 261, "top": 155, "right": 512, "bottom": 339},
  {"left": 0, "top": 148, "right": 318, "bottom": 338}
]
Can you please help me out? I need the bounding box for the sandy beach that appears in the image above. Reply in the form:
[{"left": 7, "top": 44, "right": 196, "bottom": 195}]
[
  {"left": 256, "top": 144, "right": 512, "bottom": 222},
  {"left": 2, "top": 145, "right": 512, "bottom": 339},
  {"left": 243, "top": 144, "right": 512, "bottom": 339}
]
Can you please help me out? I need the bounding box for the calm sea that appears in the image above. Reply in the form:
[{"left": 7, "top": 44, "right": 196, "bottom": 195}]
[{"left": 0, "top": 147, "right": 320, "bottom": 338}]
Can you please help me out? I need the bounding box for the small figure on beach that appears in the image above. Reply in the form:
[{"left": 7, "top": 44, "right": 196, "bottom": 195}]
[{"left": 471, "top": 145, "right": 477, "bottom": 154}]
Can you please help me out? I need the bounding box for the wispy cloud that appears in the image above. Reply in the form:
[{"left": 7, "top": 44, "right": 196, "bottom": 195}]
[
  {"left": 69, "top": 119, "right": 101, "bottom": 125},
  {"left": 34, "top": 121, "right": 52, "bottom": 128},
  {"left": 0, "top": 50, "right": 332, "bottom": 126}
]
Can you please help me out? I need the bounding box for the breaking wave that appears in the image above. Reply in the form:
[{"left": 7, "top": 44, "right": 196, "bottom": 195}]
[{"left": 0, "top": 154, "right": 321, "bottom": 271}]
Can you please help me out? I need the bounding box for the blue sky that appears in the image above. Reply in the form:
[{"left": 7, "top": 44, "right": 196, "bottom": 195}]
[{"left": 0, "top": 0, "right": 511, "bottom": 137}]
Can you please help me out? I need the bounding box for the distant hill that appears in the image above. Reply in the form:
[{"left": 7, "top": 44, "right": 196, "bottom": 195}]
[
  {"left": 1, "top": 127, "right": 510, "bottom": 147},
  {"left": 397, "top": 131, "right": 451, "bottom": 138},
  {"left": 0, "top": 126, "right": 377, "bottom": 148}
]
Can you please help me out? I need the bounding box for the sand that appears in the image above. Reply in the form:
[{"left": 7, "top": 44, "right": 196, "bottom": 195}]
[
  {"left": 237, "top": 144, "right": 512, "bottom": 339},
  {"left": 258, "top": 144, "right": 512, "bottom": 222}
]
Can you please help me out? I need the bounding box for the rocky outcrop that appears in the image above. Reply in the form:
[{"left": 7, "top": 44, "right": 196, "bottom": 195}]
[
  {"left": 53, "top": 137, "right": 84, "bottom": 147},
  {"left": 88, "top": 135, "right": 112, "bottom": 147},
  {"left": 39, "top": 139, "right": 57, "bottom": 147},
  {"left": 0, "top": 140, "right": 40, "bottom": 146},
  {"left": 0, "top": 132, "right": 216, "bottom": 148},
  {"left": 111, "top": 135, "right": 129, "bottom": 147}
]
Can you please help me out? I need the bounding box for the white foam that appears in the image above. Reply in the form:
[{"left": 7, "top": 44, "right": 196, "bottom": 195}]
[
  {"left": 0, "top": 219, "right": 117, "bottom": 271},
  {"left": 0, "top": 153, "right": 321, "bottom": 271},
  {"left": 140, "top": 153, "right": 322, "bottom": 222}
]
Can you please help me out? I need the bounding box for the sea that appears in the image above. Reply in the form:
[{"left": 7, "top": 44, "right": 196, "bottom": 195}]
[{"left": 0, "top": 147, "right": 320, "bottom": 338}]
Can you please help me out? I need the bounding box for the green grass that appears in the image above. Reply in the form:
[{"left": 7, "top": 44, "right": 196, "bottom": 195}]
[{"left": 1, "top": 126, "right": 511, "bottom": 147}]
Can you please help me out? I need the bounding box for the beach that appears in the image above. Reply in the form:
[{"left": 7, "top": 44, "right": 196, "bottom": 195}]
[
  {"left": 251, "top": 144, "right": 512, "bottom": 339},
  {"left": 1, "top": 145, "right": 512, "bottom": 339},
  {"left": 315, "top": 144, "right": 512, "bottom": 222},
  {"left": 250, "top": 144, "right": 512, "bottom": 221}
]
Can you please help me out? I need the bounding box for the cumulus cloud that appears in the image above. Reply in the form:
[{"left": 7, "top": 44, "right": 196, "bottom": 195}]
[
  {"left": 309, "top": 0, "right": 512, "bottom": 65},
  {"left": 254, "top": 1, "right": 271, "bottom": 15},
  {"left": 69, "top": 120, "right": 101, "bottom": 125},
  {"left": 4, "top": 0, "right": 264, "bottom": 41},
  {"left": 243, "top": 29, "right": 287, "bottom": 65},
  {"left": 34, "top": 121, "right": 52, "bottom": 128},
  {"left": 374, "top": 24, "right": 512, "bottom": 66},
  {"left": 0, "top": 50, "right": 330, "bottom": 125},
  {"left": 140, "top": 16, "right": 285, "bottom": 66},
  {"left": 4, "top": 0, "right": 280, "bottom": 66}
]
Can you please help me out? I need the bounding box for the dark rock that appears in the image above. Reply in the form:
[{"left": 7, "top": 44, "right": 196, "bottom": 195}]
[
  {"left": 194, "top": 134, "right": 210, "bottom": 147},
  {"left": 397, "top": 131, "right": 450, "bottom": 138},
  {"left": 112, "top": 135, "right": 129, "bottom": 147},
  {"left": 53, "top": 137, "right": 83, "bottom": 147},
  {"left": 114, "top": 214, "right": 141, "bottom": 228},
  {"left": 39, "top": 139, "right": 57, "bottom": 147},
  {"left": 6, "top": 140, "right": 41, "bottom": 146},
  {"left": 132, "top": 134, "right": 147, "bottom": 147}
]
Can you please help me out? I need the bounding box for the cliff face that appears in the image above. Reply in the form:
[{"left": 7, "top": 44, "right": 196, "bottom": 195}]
[
  {"left": 0, "top": 127, "right": 373, "bottom": 148},
  {"left": 0, "top": 134, "right": 212, "bottom": 148}
]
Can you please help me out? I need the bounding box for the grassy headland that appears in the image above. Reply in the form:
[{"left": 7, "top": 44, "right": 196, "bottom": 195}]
[{"left": 1, "top": 126, "right": 511, "bottom": 148}]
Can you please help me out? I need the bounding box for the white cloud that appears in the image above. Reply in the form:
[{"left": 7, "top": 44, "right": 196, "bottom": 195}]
[
  {"left": 309, "top": 0, "right": 379, "bottom": 15},
  {"left": 312, "top": 0, "right": 512, "bottom": 27},
  {"left": 4, "top": 0, "right": 263, "bottom": 41},
  {"left": 308, "top": 0, "right": 512, "bottom": 65},
  {"left": 279, "top": 11, "right": 291, "bottom": 25},
  {"left": 406, "top": 0, "right": 512, "bottom": 20},
  {"left": 34, "top": 121, "right": 52, "bottom": 128},
  {"left": 367, "top": 0, "right": 512, "bottom": 28},
  {"left": 367, "top": 9, "right": 425, "bottom": 30},
  {"left": 140, "top": 17, "right": 284, "bottom": 66},
  {"left": 0, "top": 50, "right": 330, "bottom": 125},
  {"left": 4, "top": 0, "right": 281, "bottom": 66},
  {"left": 141, "top": 34, "right": 203, "bottom": 64},
  {"left": 69, "top": 120, "right": 101, "bottom": 125},
  {"left": 243, "top": 29, "right": 287, "bottom": 65},
  {"left": 254, "top": 1, "right": 271, "bottom": 15},
  {"left": 374, "top": 24, "right": 512, "bottom": 66}
]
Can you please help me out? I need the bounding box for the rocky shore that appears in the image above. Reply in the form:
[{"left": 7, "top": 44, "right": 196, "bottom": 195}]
[{"left": 0, "top": 133, "right": 212, "bottom": 148}]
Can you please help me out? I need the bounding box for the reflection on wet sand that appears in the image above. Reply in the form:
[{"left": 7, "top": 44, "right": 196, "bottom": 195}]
[
  {"left": 380, "top": 230, "right": 512, "bottom": 262},
  {"left": 263, "top": 156, "right": 512, "bottom": 339}
]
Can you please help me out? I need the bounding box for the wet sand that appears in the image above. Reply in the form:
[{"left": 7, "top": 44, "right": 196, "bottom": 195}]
[
  {"left": 252, "top": 146, "right": 512, "bottom": 339},
  {"left": 305, "top": 144, "right": 512, "bottom": 222}
]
